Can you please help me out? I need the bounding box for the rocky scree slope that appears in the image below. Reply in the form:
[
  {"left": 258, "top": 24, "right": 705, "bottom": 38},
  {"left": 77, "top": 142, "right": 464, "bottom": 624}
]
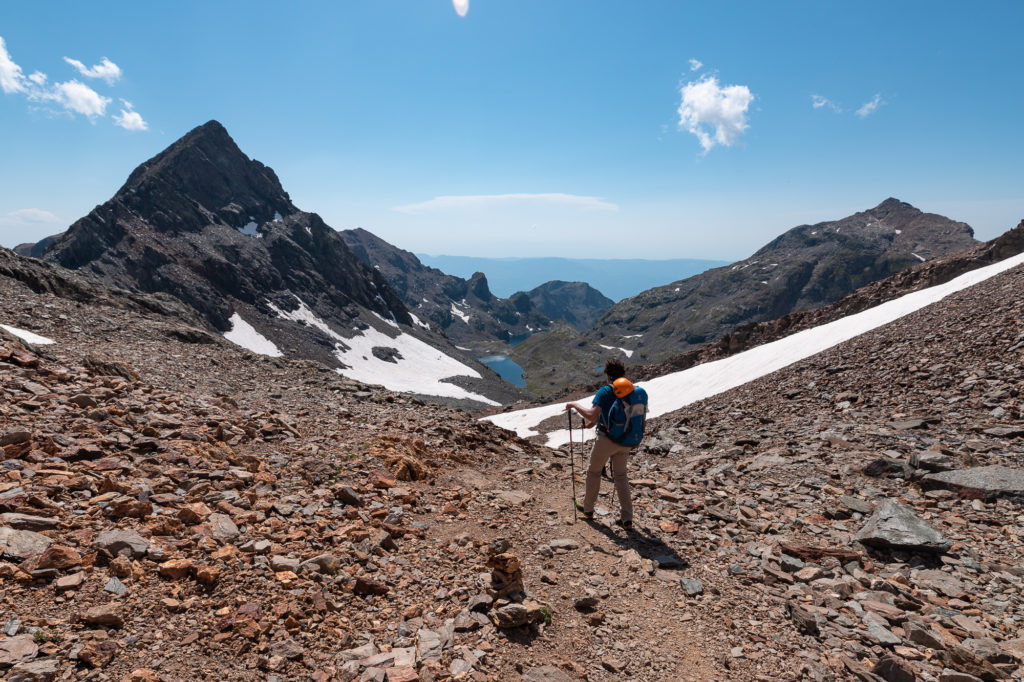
[
  {"left": 0, "top": 261, "right": 718, "bottom": 681},
  {"left": 340, "top": 228, "right": 550, "bottom": 353},
  {"left": 512, "top": 199, "right": 979, "bottom": 395},
  {"left": 22, "top": 121, "right": 522, "bottom": 407}
]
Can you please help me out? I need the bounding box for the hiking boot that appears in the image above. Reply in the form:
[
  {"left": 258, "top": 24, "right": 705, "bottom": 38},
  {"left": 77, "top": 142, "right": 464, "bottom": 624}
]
[
  {"left": 614, "top": 517, "right": 634, "bottom": 530},
  {"left": 574, "top": 499, "right": 594, "bottom": 519}
]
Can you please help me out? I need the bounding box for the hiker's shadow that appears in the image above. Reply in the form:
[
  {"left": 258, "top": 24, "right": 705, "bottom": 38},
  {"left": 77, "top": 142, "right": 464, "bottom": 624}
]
[{"left": 583, "top": 518, "right": 689, "bottom": 569}]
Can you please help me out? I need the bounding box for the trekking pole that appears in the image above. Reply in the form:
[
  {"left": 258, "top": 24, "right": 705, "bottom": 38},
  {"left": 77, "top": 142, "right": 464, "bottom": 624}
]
[{"left": 567, "top": 409, "right": 577, "bottom": 522}]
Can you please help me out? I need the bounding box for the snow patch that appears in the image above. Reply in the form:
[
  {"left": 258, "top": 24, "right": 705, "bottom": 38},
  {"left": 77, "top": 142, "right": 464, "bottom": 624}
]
[
  {"left": 274, "top": 212, "right": 283, "bottom": 222},
  {"left": 895, "top": 229, "right": 902, "bottom": 235},
  {"left": 622, "top": 334, "right": 643, "bottom": 339},
  {"left": 450, "top": 302, "right": 471, "bottom": 324},
  {"left": 912, "top": 253, "right": 926, "bottom": 262},
  {"left": 223, "top": 313, "right": 283, "bottom": 357},
  {"left": 268, "top": 295, "right": 493, "bottom": 404},
  {"left": 332, "top": 325, "right": 497, "bottom": 405},
  {"left": 237, "top": 221, "right": 259, "bottom": 237},
  {"left": 409, "top": 312, "right": 431, "bottom": 330},
  {"left": 1, "top": 324, "right": 55, "bottom": 345},
  {"left": 599, "top": 344, "right": 634, "bottom": 358},
  {"left": 483, "top": 251, "right": 1024, "bottom": 447}
]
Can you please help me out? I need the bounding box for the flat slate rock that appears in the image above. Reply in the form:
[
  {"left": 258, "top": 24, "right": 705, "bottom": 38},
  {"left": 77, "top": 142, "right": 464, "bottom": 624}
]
[
  {"left": 853, "top": 499, "right": 952, "bottom": 553},
  {"left": 921, "top": 465, "right": 1024, "bottom": 501},
  {"left": 0, "top": 526, "right": 52, "bottom": 561}
]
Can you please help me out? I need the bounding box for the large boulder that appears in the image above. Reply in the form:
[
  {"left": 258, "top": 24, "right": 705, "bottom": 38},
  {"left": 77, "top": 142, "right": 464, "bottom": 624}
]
[
  {"left": 853, "top": 499, "right": 952, "bottom": 553},
  {"left": 921, "top": 465, "right": 1024, "bottom": 501}
]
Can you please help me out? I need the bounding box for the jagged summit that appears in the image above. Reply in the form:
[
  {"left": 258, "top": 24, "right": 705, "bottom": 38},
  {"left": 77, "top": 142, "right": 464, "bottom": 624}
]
[{"left": 112, "top": 120, "right": 295, "bottom": 235}]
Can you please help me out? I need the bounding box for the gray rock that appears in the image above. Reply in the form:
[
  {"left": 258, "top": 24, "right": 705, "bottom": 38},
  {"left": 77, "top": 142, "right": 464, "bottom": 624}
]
[
  {"left": 93, "top": 529, "right": 149, "bottom": 558},
  {"left": 8, "top": 657, "right": 60, "bottom": 682},
  {"left": 549, "top": 538, "right": 579, "bottom": 551},
  {"left": 299, "top": 554, "right": 339, "bottom": 575},
  {"left": 416, "top": 628, "right": 443, "bottom": 661},
  {"left": 0, "top": 634, "right": 39, "bottom": 668},
  {"left": 853, "top": 499, "right": 952, "bottom": 552},
  {"left": 490, "top": 604, "right": 530, "bottom": 628},
  {"left": 104, "top": 577, "right": 127, "bottom": 595},
  {"left": 269, "top": 555, "right": 300, "bottom": 573},
  {"left": 270, "top": 638, "right": 303, "bottom": 660},
  {"left": 680, "top": 578, "right": 704, "bottom": 596},
  {"left": 922, "top": 465, "right": 1024, "bottom": 501},
  {"left": 0, "top": 527, "right": 52, "bottom": 561},
  {"left": 867, "top": 620, "right": 902, "bottom": 646},
  {"left": 871, "top": 655, "right": 916, "bottom": 682},
  {"left": 335, "top": 486, "right": 363, "bottom": 506},
  {"left": 207, "top": 513, "right": 239, "bottom": 542},
  {"left": 0, "top": 514, "right": 58, "bottom": 532}
]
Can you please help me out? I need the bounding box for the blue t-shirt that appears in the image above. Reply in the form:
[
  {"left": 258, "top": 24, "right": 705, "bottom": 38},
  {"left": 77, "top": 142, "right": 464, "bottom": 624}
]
[{"left": 592, "top": 385, "right": 615, "bottom": 429}]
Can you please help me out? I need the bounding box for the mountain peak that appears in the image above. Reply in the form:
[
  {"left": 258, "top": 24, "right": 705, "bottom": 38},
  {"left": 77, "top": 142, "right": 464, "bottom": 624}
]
[{"left": 114, "top": 121, "right": 294, "bottom": 231}]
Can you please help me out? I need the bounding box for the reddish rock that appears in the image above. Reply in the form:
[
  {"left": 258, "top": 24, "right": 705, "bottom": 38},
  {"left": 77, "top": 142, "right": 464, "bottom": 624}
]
[{"left": 36, "top": 544, "right": 83, "bottom": 571}]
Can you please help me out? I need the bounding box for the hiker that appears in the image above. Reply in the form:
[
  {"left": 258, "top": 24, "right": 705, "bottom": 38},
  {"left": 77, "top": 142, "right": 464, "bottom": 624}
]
[{"left": 565, "top": 358, "right": 647, "bottom": 530}]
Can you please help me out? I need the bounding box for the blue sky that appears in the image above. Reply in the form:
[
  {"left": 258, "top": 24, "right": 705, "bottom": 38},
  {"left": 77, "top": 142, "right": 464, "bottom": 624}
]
[{"left": 2, "top": 1, "right": 1022, "bottom": 260}]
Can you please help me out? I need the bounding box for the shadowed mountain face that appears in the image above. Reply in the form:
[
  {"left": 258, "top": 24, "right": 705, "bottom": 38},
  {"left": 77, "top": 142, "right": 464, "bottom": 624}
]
[
  {"left": 36, "top": 121, "right": 408, "bottom": 333},
  {"left": 521, "top": 280, "right": 613, "bottom": 331},
  {"left": 511, "top": 199, "right": 980, "bottom": 394},
  {"left": 341, "top": 227, "right": 551, "bottom": 352}
]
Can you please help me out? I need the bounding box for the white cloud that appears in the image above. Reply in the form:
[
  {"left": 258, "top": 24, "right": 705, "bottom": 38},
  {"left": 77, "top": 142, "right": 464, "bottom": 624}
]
[
  {"left": 688, "top": 58, "right": 703, "bottom": 72},
  {"left": 113, "top": 100, "right": 147, "bottom": 131},
  {"left": 41, "top": 79, "right": 111, "bottom": 118},
  {"left": 452, "top": 0, "right": 469, "bottom": 17},
  {"left": 811, "top": 94, "right": 842, "bottom": 112},
  {"left": 1, "top": 38, "right": 142, "bottom": 127},
  {"left": 0, "top": 36, "right": 26, "bottom": 93},
  {"left": 677, "top": 75, "right": 754, "bottom": 152},
  {"left": 856, "top": 93, "right": 883, "bottom": 118},
  {"left": 63, "top": 56, "right": 121, "bottom": 84},
  {"left": 5, "top": 208, "right": 59, "bottom": 223},
  {"left": 393, "top": 192, "right": 619, "bottom": 214}
]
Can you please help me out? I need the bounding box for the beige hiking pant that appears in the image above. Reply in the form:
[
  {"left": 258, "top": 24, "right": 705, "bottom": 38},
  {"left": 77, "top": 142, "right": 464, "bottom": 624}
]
[{"left": 582, "top": 433, "right": 633, "bottom": 523}]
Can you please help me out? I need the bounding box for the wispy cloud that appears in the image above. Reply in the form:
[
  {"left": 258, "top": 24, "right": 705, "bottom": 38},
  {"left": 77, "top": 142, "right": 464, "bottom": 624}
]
[
  {"left": 0, "top": 36, "right": 143, "bottom": 128},
  {"left": 4, "top": 208, "right": 59, "bottom": 223},
  {"left": 63, "top": 56, "right": 121, "bottom": 84},
  {"left": 856, "top": 93, "right": 883, "bottom": 118},
  {"left": 452, "top": 0, "right": 469, "bottom": 17},
  {"left": 677, "top": 74, "right": 754, "bottom": 153},
  {"left": 113, "top": 99, "right": 147, "bottom": 131},
  {"left": 393, "top": 193, "right": 619, "bottom": 214},
  {"left": 688, "top": 58, "right": 703, "bottom": 72},
  {"left": 811, "top": 94, "right": 842, "bottom": 112}
]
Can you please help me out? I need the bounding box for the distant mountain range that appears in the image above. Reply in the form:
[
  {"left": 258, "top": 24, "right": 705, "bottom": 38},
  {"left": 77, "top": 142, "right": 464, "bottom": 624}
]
[
  {"left": 415, "top": 255, "right": 728, "bottom": 302},
  {"left": 341, "top": 228, "right": 613, "bottom": 354},
  {"left": 510, "top": 198, "right": 980, "bottom": 394}
]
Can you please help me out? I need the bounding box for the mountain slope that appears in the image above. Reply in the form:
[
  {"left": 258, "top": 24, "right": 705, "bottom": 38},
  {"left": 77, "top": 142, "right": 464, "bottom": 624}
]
[
  {"left": 511, "top": 199, "right": 979, "bottom": 394},
  {"left": 340, "top": 227, "right": 550, "bottom": 352},
  {"left": 28, "top": 121, "right": 523, "bottom": 406}
]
